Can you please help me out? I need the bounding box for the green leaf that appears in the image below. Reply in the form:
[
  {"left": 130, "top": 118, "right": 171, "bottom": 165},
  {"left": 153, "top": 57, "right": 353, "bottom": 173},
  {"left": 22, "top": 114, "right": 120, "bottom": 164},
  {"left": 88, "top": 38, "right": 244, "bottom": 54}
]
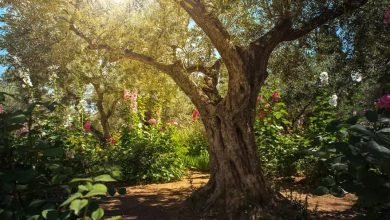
[
  {"left": 349, "top": 125, "right": 374, "bottom": 137},
  {"left": 378, "top": 128, "right": 390, "bottom": 133},
  {"left": 93, "top": 174, "right": 116, "bottom": 182},
  {"left": 41, "top": 209, "right": 58, "bottom": 220},
  {"left": 29, "top": 199, "right": 46, "bottom": 208},
  {"left": 367, "top": 140, "right": 390, "bottom": 158},
  {"left": 70, "top": 199, "right": 88, "bottom": 215},
  {"left": 91, "top": 208, "right": 104, "bottom": 220},
  {"left": 70, "top": 177, "right": 93, "bottom": 183},
  {"left": 78, "top": 184, "right": 89, "bottom": 192},
  {"left": 84, "top": 184, "right": 107, "bottom": 197},
  {"left": 60, "top": 192, "right": 82, "bottom": 207}
]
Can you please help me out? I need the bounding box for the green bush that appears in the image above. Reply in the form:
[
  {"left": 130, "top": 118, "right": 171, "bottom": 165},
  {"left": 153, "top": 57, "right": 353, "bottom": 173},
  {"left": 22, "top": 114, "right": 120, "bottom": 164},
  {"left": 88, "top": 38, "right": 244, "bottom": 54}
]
[
  {"left": 317, "top": 108, "right": 390, "bottom": 218},
  {"left": 172, "top": 122, "right": 210, "bottom": 171},
  {"left": 117, "top": 125, "right": 185, "bottom": 184},
  {"left": 255, "top": 91, "right": 305, "bottom": 177}
]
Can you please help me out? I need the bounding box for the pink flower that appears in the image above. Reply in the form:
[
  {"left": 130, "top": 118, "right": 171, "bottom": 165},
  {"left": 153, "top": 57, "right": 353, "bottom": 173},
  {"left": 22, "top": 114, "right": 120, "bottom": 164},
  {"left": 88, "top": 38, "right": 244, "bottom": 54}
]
[
  {"left": 192, "top": 109, "right": 200, "bottom": 121},
  {"left": 83, "top": 121, "right": 92, "bottom": 132},
  {"left": 385, "top": 5, "right": 390, "bottom": 24},
  {"left": 377, "top": 94, "right": 390, "bottom": 109},
  {"left": 271, "top": 92, "right": 280, "bottom": 102},
  {"left": 148, "top": 118, "right": 157, "bottom": 125},
  {"left": 0, "top": 104, "right": 4, "bottom": 114}
]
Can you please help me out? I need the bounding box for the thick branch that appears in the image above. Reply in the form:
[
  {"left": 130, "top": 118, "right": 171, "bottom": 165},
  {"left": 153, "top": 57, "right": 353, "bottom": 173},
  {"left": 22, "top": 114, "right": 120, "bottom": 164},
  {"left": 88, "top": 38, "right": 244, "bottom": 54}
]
[
  {"left": 70, "top": 23, "right": 171, "bottom": 73},
  {"left": 69, "top": 23, "right": 211, "bottom": 107},
  {"left": 251, "top": 0, "right": 368, "bottom": 52},
  {"left": 175, "top": 0, "right": 232, "bottom": 59},
  {"left": 282, "top": 0, "right": 368, "bottom": 42}
]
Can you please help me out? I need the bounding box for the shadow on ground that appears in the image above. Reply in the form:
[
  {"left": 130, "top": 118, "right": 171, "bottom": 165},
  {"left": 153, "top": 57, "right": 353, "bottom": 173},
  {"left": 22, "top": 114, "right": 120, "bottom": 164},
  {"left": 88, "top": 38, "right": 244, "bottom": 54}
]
[{"left": 102, "top": 172, "right": 361, "bottom": 220}]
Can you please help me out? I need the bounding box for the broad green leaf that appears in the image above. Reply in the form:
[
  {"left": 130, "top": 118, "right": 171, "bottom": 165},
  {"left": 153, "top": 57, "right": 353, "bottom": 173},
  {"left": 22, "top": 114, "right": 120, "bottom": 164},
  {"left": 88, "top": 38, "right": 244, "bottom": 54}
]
[
  {"left": 84, "top": 184, "right": 107, "bottom": 197},
  {"left": 70, "top": 199, "right": 88, "bottom": 215},
  {"left": 60, "top": 192, "right": 82, "bottom": 207},
  {"left": 78, "top": 184, "right": 89, "bottom": 192},
  {"left": 378, "top": 128, "right": 390, "bottom": 133},
  {"left": 91, "top": 208, "right": 104, "bottom": 220},
  {"left": 93, "top": 174, "right": 116, "bottom": 182},
  {"left": 349, "top": 125, "right": 374, "bottom": 137},
  {"left": 367, "top": 140, "right": 390, "bottom": 158}
]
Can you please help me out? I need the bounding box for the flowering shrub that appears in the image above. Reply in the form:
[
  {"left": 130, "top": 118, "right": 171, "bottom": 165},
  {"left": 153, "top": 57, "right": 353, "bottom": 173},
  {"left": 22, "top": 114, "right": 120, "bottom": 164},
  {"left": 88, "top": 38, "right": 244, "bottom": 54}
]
[
  {"left": 377, "top": 94, "right": 390, "bottom": 109},
  {"left": 255, "top": 90, "right": 305, "bottom": 177}
]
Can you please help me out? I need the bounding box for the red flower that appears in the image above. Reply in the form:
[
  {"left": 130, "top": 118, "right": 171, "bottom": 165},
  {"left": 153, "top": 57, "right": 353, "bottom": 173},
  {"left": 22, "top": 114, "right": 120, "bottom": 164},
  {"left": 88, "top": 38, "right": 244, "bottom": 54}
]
[
  {"left": 271, "top": 92, "right": 280, "bottom": 102},
  {"left": 377, "top": 94, "right": 390, "bottom": 109},
  {"left": 385, "top": 5, "right": 390, "bottom": 24},
  {"left": 259, "top": 111, "right": 267, "bottom": 119},
  {"left": 83, "top": 121, "right": 92, "bottom": 132},
  {"left": 192, "top": 109, "right": 200, "bottom": 121}
]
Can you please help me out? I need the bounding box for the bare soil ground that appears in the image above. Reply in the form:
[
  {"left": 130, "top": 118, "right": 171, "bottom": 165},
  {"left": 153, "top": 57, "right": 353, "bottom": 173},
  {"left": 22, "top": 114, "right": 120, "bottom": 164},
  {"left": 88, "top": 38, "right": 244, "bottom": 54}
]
[{"left": 102, "top": 172, "right": 360, "bottom": 220}]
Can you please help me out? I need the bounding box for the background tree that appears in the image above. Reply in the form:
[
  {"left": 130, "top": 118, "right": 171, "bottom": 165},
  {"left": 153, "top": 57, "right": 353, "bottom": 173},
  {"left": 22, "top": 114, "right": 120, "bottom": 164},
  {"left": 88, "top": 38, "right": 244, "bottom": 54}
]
[{"left": 1, "top": 0, "right": 371, "bottom": 218}]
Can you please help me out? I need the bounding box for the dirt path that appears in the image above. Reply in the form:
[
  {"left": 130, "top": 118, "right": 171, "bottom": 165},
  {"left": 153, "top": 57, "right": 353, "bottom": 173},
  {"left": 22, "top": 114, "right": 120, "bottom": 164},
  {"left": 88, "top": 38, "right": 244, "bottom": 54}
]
[{"left": 102, "top": 172, "right": 358, "bottom": 219}]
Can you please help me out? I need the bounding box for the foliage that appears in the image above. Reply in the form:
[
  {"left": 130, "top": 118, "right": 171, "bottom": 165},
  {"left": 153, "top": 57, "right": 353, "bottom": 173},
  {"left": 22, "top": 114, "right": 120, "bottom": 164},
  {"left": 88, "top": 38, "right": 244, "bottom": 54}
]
[
  {"left": 255, "top": 88, "right": 304, "bottom": 177},
  {"left": 172, "top": 122, "right": 210, "bottom": 171},
  {"left": 116, "top": 123, "right": 185, "bottom": 184},
  {"left": 315, "top": 107, "right": 390, "bottom": 217}
]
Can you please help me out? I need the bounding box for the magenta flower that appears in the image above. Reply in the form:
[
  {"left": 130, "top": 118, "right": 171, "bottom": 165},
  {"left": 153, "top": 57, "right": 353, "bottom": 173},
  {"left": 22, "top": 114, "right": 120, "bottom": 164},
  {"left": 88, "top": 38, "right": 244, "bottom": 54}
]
[
  {"left": 385, "top": 4, "right": 390, "bottom": 24},
  {"left": 377, "top": 94, "right": 390, "bottom": 109},
  {"left": 83, "top": 121, "right": 92, "bottom": 132}
]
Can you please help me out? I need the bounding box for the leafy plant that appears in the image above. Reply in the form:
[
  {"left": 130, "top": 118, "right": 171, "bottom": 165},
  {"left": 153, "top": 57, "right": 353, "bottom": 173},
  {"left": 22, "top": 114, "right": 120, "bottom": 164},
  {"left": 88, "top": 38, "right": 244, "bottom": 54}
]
[{"left": 316, "top": 107, "right": 390, "bottom": 218}]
